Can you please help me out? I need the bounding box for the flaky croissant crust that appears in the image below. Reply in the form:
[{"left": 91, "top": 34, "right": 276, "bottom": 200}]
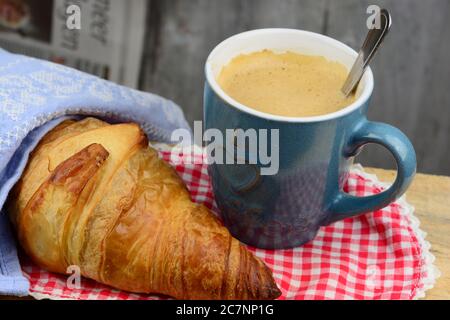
[{"left": 8, "top": 117, "right": 281, "bottom": 300}]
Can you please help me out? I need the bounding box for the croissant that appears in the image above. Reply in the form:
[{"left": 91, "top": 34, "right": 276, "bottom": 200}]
[{"left": 7, "top": 117, "right": 281, "bottom": 300}]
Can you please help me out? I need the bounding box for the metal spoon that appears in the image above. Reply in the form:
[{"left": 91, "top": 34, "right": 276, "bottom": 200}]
[{"left": 341, "top": 8, "right": 392, "bottom": 96}]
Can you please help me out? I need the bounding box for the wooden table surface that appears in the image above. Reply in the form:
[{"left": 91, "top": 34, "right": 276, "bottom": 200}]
[{"left": 1, "top": 168, "right": 449, "bottom": 300}]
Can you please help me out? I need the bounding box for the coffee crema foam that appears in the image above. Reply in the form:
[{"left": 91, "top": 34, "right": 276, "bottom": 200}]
[{"left": 217, "top": 50, "right": 356, "bottom": 117}]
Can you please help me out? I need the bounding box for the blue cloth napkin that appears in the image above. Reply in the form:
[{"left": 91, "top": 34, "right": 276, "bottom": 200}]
[{"left": 0, "top": 48, "right": 191, "bottom": 296}]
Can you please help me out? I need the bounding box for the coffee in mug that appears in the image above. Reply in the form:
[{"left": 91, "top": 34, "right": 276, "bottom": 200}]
[{"left": 217, "top": 49, "right": 355, "bottom": 117}]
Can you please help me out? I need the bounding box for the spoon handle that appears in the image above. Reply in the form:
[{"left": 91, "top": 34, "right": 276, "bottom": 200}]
[{"left": 341, "top": 8, "right": 392, "bottom": 96}]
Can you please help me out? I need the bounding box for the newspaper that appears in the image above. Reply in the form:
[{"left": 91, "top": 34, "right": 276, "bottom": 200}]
[{"left": 0, "top": 0, "right": 147, "bottom": 88}]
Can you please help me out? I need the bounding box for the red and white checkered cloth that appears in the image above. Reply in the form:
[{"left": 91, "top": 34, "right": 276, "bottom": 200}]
[{"left": 21, "top": 146, "right": 438, "bottom": 300}]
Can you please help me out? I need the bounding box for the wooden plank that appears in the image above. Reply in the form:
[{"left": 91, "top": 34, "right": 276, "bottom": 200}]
[
  {"left": 325, "top": 0, "right": 450, "bottom": 176},
  {"left": 140, "top": 0, "right": 326, "bottom": 124}
]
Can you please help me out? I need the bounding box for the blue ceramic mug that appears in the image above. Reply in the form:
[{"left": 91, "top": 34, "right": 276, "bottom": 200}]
[{"left": 204, "top": 29, "right": 416, "bottom": 249}]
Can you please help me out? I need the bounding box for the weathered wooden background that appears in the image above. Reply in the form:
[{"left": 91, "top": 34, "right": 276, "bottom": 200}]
[{"left": 139, "top": 0, "right": 450, "bottom": 176}]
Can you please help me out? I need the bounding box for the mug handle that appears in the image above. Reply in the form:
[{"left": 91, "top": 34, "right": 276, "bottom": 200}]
[{"left": 326, "top": 119, "right": 416, "bottom": 224}]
